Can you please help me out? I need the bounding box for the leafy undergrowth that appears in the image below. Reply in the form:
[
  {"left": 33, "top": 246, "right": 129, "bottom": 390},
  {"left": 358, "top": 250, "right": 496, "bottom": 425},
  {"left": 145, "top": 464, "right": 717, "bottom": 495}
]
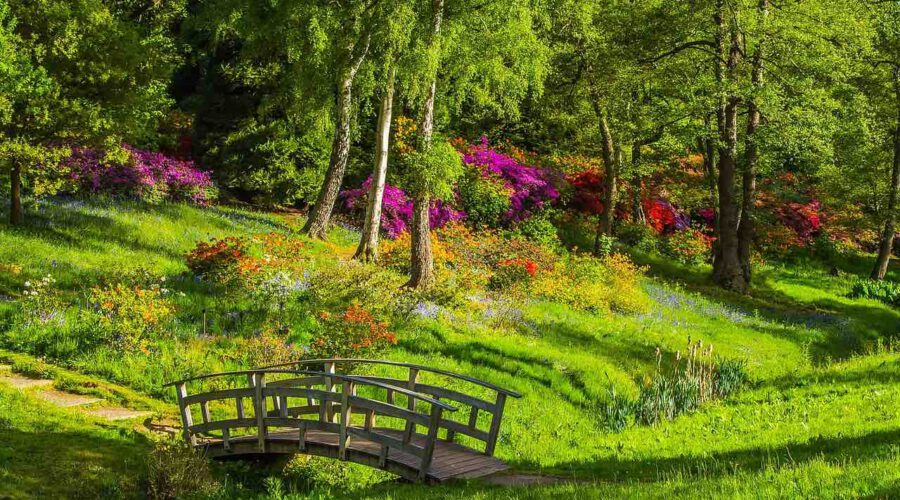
[{"left": 2, "top": 199, "right": 900, "bottom": 498}]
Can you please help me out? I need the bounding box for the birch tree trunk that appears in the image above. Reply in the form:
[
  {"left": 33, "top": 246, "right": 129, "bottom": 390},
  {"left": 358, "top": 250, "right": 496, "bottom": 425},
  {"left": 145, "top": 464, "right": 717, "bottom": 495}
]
[
  {"left": 871, "top": 69, "right": 900, "bottom": 280},
  {"left": 596, "top": 105, "right": 617, "bottom": 239},
  {"left": 304, "top": 36, "right": 370, "bottom": 239},
  {"left": 406, "top": 0, "right": 443, "bottom": 289},
  {"left": 354, "top": 69, "right": 396, "bottom": 262}
]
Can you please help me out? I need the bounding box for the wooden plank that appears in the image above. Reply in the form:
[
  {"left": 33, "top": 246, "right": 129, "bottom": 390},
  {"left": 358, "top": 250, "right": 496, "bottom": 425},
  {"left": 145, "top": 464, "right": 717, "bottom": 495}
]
[
  {"left": 439, "top": 417, "right": 489, "bottom": 442},
  {"left": 175, "top": 383, "right": 196, "bottom": 446},
  {"left": 236, "top": 397, "right": 245, "bottom": 419},
  {"left": 362, "top": 377, "right": 495, "bottom": 412},
  {"left": 264, "top": 387, "right": 340, "bottom": 401},
  {"left": 346, "top": 427, "right": 424, "bottom": 458},
  {"left": 200, "top": 401, "right": 211, "bottom": 425},
  {"left": 255, "top": 373, "right": 267, "bottom": 452},
  {"left": 189, "top": 418, "right": 257, "bottom": 434},
  {"left": 266, "top": 376, "right": 328, "bottom": 387},
  {"left": 418, "top": 406, "right": 443, "bottom": 480},
  {"left": 484, "top": 392, "right": 506, "bottom": 456},
  {"left": 403, "top": 368, "right": 418, "bottom": 443},
  {"left": 347, "top": 396, "right": 430, "bottom": 427},
  {"left": 183, "top": 387, "right": 252, "bottom": 406},
  {"left": 339, "top": 381, "right": 351, "bottom": 459}
]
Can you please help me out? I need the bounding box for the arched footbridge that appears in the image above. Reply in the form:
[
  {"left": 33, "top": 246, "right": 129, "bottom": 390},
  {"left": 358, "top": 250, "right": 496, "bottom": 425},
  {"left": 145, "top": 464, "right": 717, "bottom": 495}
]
[{"left": 166, "top": 359, "right": 521, "bottom": 483}]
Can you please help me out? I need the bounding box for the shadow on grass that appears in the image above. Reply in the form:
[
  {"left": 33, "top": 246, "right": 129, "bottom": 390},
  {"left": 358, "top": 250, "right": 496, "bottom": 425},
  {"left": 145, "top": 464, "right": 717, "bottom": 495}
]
[
  {"left": 0, "top": 425, "right": 150, "bottom": 498},
  {"left": 631, "top": 251, "right": 900, "bottom": 363},
  {"left": 518, "top": 427, "right": 900, "bottom": 482}
]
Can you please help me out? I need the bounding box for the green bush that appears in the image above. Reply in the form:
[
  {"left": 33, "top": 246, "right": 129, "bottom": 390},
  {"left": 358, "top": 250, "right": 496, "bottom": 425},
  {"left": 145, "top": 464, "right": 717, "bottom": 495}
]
[
  {"left": 457, "top": 169, "right": 511, "bottom": 228},
  {"left": 506, "top": 210, "right": 561, "bottom": 248},
  {"left": 146, "top": 439, "right": 222, "bottom": 500},
  {"left": 616, "top": 221, "right": 658, "bottom": 253},
  {"left": 661, "top": 229, "right": 712, "bottom": 265},
  {"left": 848, "top": 279, "right": 900, "bottom": 307}
]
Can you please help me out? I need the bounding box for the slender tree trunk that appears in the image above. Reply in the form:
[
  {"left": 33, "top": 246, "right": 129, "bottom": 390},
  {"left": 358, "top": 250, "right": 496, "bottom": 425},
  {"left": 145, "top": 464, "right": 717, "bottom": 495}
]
[
  {"left": 304, "top": 36, "right": 370, "bottom": 239},
  {"left": 354, "top": 69, "right": 396, "bottom": 262},
  {"left": 406, "top": 0, "right": 443, "bottom": 289},
  {"left": 738, "top": 0, "right": 767, "bottom": 285},
  {"left": 9, "top": 162, "right": 23, "bottom": 226},
  {"left": 871, "top": 69, "right": 900, "bottom": 280},
  {"left": 596, "top": 104, "right": 617, "bottom": 238},
  {"left": 713, "top": 6, "right": 747, "bottom": 293},
  {"left": 631, "top": 142, "right": 645, "bottom": 224}
]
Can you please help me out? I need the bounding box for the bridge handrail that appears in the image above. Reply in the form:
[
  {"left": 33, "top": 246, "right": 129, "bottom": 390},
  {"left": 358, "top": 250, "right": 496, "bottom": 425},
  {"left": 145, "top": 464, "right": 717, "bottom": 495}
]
[
  {"left": 261, "top": 358, "right": 522, "bottom": 398},
  {"left": 165, "top": 368, "right": 457, "bottom": 411}
]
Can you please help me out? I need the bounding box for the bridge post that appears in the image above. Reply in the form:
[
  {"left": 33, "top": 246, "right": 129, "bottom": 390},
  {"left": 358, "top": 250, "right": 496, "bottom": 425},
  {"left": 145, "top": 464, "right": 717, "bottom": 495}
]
[
  {"left": 338, "top": 380, "right": 353, "bottom": 459},
  {"left": 324, "top": 361, "right": 336, "bottom": 422},
  {"left": 254, "top": 372, "right": 267, "bottom": 452},
  {"left": 403, "top": 368, "right": 419, "bottom": 443},
  {"left": 175, "top": 382, "right": 196, "bottom": 446},
  {"left": 484, "top": 392, "right": 507, "bottom": 456},
  {"left": 418, "top": 404, "right": 444, "bottom": 481}
]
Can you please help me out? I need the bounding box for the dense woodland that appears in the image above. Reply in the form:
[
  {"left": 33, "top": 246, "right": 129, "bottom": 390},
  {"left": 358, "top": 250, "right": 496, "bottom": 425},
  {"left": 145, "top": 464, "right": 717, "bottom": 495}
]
[
  {"left": 3, "top": 1, "right": 900, "bottom": 498},
  {"left": 1, "top": 0, "right": 898, "bottom": 292}
]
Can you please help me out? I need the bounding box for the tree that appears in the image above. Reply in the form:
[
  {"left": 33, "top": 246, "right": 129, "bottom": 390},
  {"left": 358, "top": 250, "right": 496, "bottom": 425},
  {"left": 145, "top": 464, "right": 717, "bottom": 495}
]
[
  {"left": 1, "top": 0, "right": 182, "bottom": 225},
  {"left": 867, "top": 1, "right": 900, "bottom": 280}
]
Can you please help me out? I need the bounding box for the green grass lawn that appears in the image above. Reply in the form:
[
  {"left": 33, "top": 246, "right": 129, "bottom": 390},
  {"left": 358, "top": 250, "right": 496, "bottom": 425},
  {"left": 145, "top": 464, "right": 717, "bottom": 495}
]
[{"left": 2, "top": 198, "right": 900, "bottom": 498}]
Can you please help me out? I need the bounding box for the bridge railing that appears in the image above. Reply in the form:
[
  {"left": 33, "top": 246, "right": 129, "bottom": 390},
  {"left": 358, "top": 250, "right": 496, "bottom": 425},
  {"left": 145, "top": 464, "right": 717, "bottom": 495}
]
[
  {"left": 165, "top": 369, "right": 458, "bottom": 480},
  {"left": 261, "top": 359, "right": 522, "bottom": 456}
]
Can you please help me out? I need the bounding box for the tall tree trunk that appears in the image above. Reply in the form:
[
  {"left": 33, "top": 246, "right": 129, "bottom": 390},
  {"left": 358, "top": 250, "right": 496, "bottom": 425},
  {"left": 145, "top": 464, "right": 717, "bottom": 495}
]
[
  {"left": 406, "top": 0, "right": 443, "bottom": 289},
  {"left": 738, "top": 0, "right": 767, "bottom": 285},
  {"left": 354, "top": 69, "right": 396, "bottom": 262},
  {"left": 631, "top": 144, "right": 645, "bottom": 223},
  {"left": 713, "top": 5, "right": 747, "bottom": 293},
  {"left": 595, "top": 104, "right": 617, "bottom": 241},
  {"left": 9, "top": 162, "right": 23, "bottom": 226},
  {"left": 871, "top": 69, "right": 900, "bottom": 280},
  {"left": 304, "top": 35, "right": 370, "bottom": 239}
]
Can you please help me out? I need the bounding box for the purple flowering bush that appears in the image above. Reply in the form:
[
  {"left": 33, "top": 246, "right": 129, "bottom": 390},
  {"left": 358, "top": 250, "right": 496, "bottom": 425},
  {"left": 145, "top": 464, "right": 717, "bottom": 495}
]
[
  {"left": 342, "top": 176, "right": 465, "bottom": 238},
  {"left": 63, "top": 145, "right": 217, "bottom": 205},
  {"left": 460, "top": 137, "right": 559, "bottom": 223}
]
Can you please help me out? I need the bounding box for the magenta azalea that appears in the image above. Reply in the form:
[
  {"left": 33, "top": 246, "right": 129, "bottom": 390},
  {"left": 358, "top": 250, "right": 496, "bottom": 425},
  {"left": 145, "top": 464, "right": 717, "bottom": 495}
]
[
  {"left": 64, "top": 145, "right": 216, "bottom": 205},
  {"left": 462, "top": 137, "right": 559, "bottom": 221},
  {"left": 342, "top": 177, "right": 466, "bottom": 238}
]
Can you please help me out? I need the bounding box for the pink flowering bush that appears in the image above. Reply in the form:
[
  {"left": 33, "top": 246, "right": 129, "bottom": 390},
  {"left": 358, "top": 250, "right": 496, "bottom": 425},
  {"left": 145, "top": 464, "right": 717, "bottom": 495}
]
[
  {"left": 63, "top": 145, "right": 216, "bottom": 205},
  {"left": 341, "top": 176, "right": 465, "bottom": 238},
  {"left": 459, "top": 137, "right": 559, "bottom": 223}
]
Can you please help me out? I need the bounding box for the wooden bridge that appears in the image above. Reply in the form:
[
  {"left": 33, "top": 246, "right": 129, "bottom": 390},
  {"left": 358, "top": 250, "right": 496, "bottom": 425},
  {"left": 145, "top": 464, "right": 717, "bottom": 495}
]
[{"left": 166, "top": 359, "right": 521, "bottom": 483}]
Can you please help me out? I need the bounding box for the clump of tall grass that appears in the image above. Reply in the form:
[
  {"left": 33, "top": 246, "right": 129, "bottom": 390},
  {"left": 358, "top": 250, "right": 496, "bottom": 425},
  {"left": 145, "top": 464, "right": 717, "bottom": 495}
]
[{"left": 600, "top": 338, "right": 748, "bottom": 431}]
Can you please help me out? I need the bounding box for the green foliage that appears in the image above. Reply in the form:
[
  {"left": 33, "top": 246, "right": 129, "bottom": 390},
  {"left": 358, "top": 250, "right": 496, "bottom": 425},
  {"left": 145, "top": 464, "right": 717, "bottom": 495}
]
[
  {"left": 849, "top": 279, "right": 900, "bottom": 307},
  {"left": 661, "top": 229, "right": 712, "bottom": 266},
  {"left": 398, "top": 137, "right": 463, "bottom": 199},
  {"left": 506, "top": 210, "right": 561, "bottom": 248},
  {"left": 146, "top": 439, "right": 222, "bottom": 500},
  {"left": 456, "top": 169, "right": 510, "bottom": 227},
  {"left": 616, "top": 221, "right": 658, "bottom": 253}
]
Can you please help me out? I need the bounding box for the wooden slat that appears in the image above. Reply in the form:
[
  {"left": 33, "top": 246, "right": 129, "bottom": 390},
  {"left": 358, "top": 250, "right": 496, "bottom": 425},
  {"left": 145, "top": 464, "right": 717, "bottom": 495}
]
[
  {"left": 347, "top": 396, "right": 430, "bottom": 427},
  {"left": 362, "top": 377, "right": 495, "bottom": 412},
  {"left": 189, "top": 418, "right": 257, "bottom": 434},
  {"left": 439, "top": 417, "right": 489, "bottom": 442},
  {"left": 266, "top": 376, "right": 328, "bottom": 387},
  {"left": 183, "top": 387, "right": 252, "bottom": 406},
  {"left": 263, "top": 387, "right": 340, "bottom": 402},
  {"left": 346, "top": 427, "right": 424, "bottom": 458}
]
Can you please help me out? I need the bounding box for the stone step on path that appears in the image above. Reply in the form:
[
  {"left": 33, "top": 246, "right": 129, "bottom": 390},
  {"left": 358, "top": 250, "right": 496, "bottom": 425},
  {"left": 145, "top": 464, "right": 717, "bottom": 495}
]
[{"left": 0, "top": 371, "right": 153, "bottom": 422}]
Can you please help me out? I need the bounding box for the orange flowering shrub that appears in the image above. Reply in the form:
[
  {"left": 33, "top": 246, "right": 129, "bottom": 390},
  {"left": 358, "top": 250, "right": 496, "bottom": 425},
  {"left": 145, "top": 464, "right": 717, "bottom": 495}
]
[
  {"left": 489, "top": 257, "right": 539, "bottom": 291},
  {"left": 532, "top": 253, "right": 649, "bottom": 314},
  {"left": 89, "top": 282, "right": 175, "bottom": 352},
  {"left": 310, "top": 304, "right": 397, "bottom": 359},
  {"left": 186, "top": 236, "right": 249, "bottom": 282}
]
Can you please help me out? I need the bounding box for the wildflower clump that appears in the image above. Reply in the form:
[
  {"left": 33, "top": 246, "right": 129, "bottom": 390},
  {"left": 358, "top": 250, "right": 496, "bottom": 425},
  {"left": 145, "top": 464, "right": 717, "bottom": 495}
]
[
  {"left": 310, "top": 304, "right": 397, "bottom": 359},
  {"left": 88, "top": 281, "right": 175, "bottom": 352}
]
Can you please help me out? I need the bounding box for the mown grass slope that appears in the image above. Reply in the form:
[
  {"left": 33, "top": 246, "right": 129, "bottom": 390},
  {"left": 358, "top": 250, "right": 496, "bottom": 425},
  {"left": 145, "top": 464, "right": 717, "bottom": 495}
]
[{"left": 2, "top": 199, "right": 900, "bottom": 498}]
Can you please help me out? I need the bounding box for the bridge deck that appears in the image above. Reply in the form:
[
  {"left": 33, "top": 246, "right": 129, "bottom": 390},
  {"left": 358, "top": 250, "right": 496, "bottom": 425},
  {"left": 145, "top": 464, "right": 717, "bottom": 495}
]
[{"left": 199, "top": 427, "right": 509, "bottom": 483}]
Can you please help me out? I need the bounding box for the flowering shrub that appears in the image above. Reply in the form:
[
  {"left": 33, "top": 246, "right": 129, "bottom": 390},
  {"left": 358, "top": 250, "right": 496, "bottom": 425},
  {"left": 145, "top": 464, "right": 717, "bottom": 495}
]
[
  {"left": 186, "top": 237, "right": 250, "bottom": 283},
  {"left": 341, "top": 177, "right": 465, "bottom": 238},
  {"left": 643, "top": 199, "right": 690, "bottom": 234},
  {"left": 533, "top": 253, "right": 649, "bottom": 314},
  {"left": 662, "top": 228, "right": 713, "bottom": 265},
  {"left": 458, "top": 137, "right": 559, "bottom": 222},
  {"left": 310, "top": 304, "right": 397, "bottom": 359},
  {"left": 456, "top": 168, "right": 512, "bottom": 228},
  {"left": 88, "top": 282, "right": 175, "bottom": 352},
  {"left": 488, "top": 257, "right": 539, "bottom": 291},
  {"left": 240, "top": 328, "right": 303, "bottom": 368},
  {"left": 20, "top": 275, "right": 63, "bottom": 326},
  {"left": 568, "top": 170, "right": 606, "bottom": 216},
  {"left": 63, "top": 145, "right": 216, "bottom": 204},
  {"left": 778, "top": 200, "right": 822, "bottom": 242}
]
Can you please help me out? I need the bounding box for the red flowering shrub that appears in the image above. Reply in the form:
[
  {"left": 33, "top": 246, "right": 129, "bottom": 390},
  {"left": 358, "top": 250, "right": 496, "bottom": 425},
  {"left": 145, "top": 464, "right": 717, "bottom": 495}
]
[
  {"left": 489, "top": 257, "right": 539, "bottom": 291},
  {"left": 778, "top": 200, "right": 822, "bottom": 242},
  {"left": 568, "top": 170, "right": 606, "bottom": 216},
  {"left": 186, "top": 237, "right": 248, "bottom": 281},
  {"left": 643, "top": 199, "right": 690, "bottom": 235},
  {"left": 310, "top": 304, "right": 397, "bottom": 359}
]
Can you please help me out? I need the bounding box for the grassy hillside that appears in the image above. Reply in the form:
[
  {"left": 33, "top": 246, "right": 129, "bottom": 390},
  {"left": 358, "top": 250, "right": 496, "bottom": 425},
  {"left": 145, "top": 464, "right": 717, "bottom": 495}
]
[{"left": 2, "top": 199, "right": 900, "bottom": 498}]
